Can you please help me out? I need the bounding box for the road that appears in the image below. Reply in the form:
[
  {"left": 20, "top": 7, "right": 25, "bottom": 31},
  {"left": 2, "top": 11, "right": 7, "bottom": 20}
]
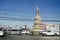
[{"left": 0, "top": 34, "right": 60, "bottom": 40}]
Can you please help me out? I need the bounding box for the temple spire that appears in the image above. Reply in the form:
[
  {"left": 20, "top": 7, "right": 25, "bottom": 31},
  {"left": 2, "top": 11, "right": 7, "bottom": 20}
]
[
  {"left": 35, "top": 6, "right": 39, "bottom": 18},
  {"left": 33, "top": 6, "right": 43, "bottom": 31},
  {"left": 36, "top": 6, "right": 38, "bottom": 10}
]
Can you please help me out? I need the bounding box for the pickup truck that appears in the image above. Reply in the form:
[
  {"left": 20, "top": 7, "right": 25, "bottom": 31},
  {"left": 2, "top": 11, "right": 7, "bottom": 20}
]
[{"left": 41, "top": 30, "right": 59, "bottom": 36}]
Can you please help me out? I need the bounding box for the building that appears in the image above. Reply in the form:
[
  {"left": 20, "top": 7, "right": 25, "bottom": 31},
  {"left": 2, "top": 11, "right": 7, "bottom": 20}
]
[{"left": 33, "top": 6, "right": 43, "bottom": 31}]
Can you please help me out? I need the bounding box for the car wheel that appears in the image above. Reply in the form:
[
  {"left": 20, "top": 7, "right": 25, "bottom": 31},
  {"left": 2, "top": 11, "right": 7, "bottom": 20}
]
[
  {"left": 44, "top": 34, "right": 47, "bottom": 36},
  {"left": 41, "top": 34, "right": 44, "bottom": 36},
  {"left": 54, "top": 33, "right": 57, "bottom": 36},
  {"left": 18, "top": 34, "right": 21, "bottom": 35},
  {"left": 3, "top": 35, "right": 5, "bottom": 37}
]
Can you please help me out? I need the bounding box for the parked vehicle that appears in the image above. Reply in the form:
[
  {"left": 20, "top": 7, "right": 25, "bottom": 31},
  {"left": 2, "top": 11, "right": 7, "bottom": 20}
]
[
  {"left": 41, "top": 30, "right": 59, "bottom": 36},
  {"left": 26, "top": 31, "right": 30, "bottom": 34},
  {"left": 0, "top": 28, "right": 6, "bottom": 36},
  {"left": 22, "top": 30, "right": 26, "bottom": 34},
  {"left": 10, "top": 28, "right": 21, "bottom": 35},
  {"left": 22, "top": 30, "right": 30, "bottom": 34}
]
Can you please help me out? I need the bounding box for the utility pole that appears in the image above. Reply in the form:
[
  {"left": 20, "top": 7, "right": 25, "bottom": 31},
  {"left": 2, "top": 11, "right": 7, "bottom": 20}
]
[
  {"left": 25, "top": 25, "right": 27, "bottom": 34},
  {"left": 9, "top": 27, "right": 12, "bottom": 34},
  {"left": 59, "top": 25, "right": 60, "bottom": 36}
]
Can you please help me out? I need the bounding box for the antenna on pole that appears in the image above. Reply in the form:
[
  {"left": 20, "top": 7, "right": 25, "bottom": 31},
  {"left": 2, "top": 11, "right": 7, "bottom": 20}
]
[
  {"left": 36, "top": 0, "right": 38, "bottom": 10},
  {"left": 36, "top": 5, "right": 38, "bottom": 10}
]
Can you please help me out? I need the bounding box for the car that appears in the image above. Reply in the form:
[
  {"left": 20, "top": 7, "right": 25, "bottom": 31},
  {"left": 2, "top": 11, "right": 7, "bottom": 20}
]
[
  {"left": 41, "top": 30, "right": 59, "bottom": 36},
  {"left": 26, "top": 31, "right": 30, "bottom": 34},
  {"left": 22, "top": 30, "right": 26, "bottom": 34},
  {"left": 10, "top": 29, "right": 21, "bottom": 35},
  {"left": 0, "top": 28, "right": 6, "bottom": 37},
  {"left": 21, "top": 30, "right": 30, "bottom": 35}
]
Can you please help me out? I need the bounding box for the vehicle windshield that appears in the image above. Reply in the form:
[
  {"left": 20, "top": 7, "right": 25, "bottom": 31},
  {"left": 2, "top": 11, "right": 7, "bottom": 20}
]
[
  {"left": 11, "top": 29, "right": 19, "bottom": 31},
  {"left": 44, "top": 30, "right": 51, "bottom": 32}
]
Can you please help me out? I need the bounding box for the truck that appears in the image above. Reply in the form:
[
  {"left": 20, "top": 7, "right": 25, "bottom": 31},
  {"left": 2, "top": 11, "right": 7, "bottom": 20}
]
[{"left": 41, "top": 30, "right": 59, "bottom": 36}]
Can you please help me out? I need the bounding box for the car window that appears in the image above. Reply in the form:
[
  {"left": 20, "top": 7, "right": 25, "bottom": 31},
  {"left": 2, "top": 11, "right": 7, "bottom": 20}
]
[
  {"left": 48, "top": 30, "right": 51, "bottom": 32},
  {"left": 11, "top": 29, "right": 19, "bottom": 31}
]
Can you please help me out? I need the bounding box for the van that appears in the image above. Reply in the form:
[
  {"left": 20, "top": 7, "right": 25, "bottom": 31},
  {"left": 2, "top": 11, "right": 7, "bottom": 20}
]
[{"left": 10, "top": 28, "right": 21, "bottom": 35}]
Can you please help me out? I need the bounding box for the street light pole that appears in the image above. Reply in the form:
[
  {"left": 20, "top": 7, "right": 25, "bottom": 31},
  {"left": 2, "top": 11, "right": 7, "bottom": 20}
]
[{"left": 59, "top": 25, "right": 60, "bottom": 36}]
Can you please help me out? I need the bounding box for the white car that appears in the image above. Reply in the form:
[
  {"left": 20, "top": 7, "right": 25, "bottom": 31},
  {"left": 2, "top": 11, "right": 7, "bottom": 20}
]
[
  {"left": 22, "top": 30, "right": 26, "bottom": 34},
  {"left": 10, "top": 29, "right": 21, "bottom": 35},
  {"left": 42, "top": 30, "right": 59, "bottom": 36},
  {"left": 0, "top": 28, "right": 5, "bottom": 36},
  {"left": 26, "top": 31, "right": 30, "bottom": 34},
  {"left": 0, "top": 31, "right": 4, "bottom": 36},
  {"left": 22, "top": 30, "right": 30, "bottom": 34}
]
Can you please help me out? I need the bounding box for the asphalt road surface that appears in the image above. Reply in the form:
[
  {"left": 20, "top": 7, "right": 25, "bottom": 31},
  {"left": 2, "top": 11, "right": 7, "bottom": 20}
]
[{"left": 0, "top": 34, "right": 60, "bottom": 40}]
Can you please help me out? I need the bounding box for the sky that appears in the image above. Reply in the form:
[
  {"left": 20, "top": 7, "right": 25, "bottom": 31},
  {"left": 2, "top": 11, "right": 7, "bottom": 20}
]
[{"left": 0, "top": 0, "right": 60, "bottom": 28}]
